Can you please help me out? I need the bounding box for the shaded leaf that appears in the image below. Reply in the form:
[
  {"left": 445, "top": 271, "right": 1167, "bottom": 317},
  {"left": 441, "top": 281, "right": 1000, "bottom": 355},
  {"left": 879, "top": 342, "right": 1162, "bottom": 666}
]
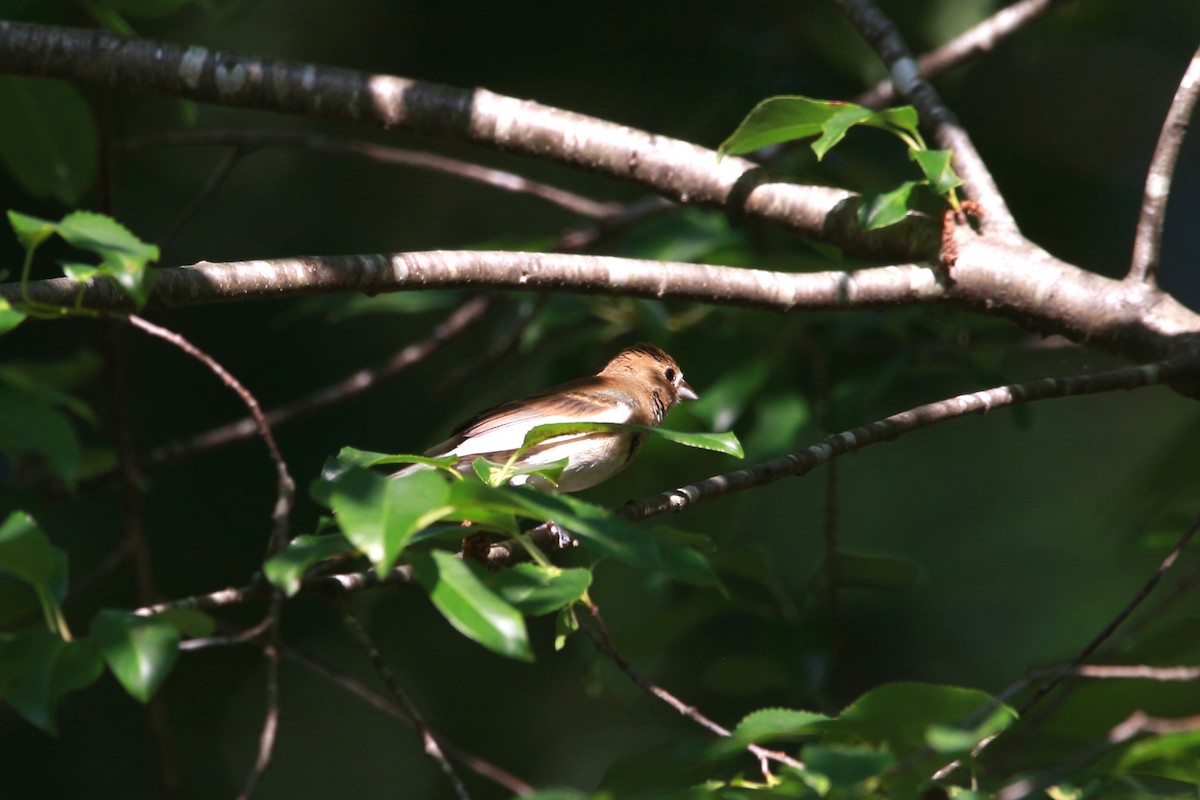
[
  {"left": 0, "top": 627, "right": 103, "bottom": 734},
  {"left": 802, "top": 744, "right": 894, "bottom": 789},
  {"left": 0, "top": 384, "right": 83, "bottom": 483},
  {"left": 0, "top": 511, "right": 68, "bottom": 632},
  {"left": 409, "top": 549, "right": 533, "bottom": 662},
  {"left": 264, "top": 533, "right": 356, "bottom": 596},
  {"left": 0, "top": 78, "right": 97, "bottom": 205},
  {"left": 810, "top": 551, "right": 924, "bottom": 592},
  {"left": 822, "top": 682, "right": 1015, "bottom": 759},
  {"left": 487, "top": 563, "right": 591, "bottom": 616}
]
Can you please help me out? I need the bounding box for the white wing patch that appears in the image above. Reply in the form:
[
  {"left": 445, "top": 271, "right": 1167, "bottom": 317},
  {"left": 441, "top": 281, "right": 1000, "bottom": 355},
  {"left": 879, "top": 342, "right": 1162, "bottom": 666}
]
[{"left": 446, "top": 404, "right": 634, "bottom": 457}]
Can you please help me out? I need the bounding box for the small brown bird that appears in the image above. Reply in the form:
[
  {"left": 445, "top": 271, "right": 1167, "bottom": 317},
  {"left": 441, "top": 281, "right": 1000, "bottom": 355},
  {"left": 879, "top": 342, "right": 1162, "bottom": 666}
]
[{"left": 403, "top": 344, "right": 698, "bottom": 491}]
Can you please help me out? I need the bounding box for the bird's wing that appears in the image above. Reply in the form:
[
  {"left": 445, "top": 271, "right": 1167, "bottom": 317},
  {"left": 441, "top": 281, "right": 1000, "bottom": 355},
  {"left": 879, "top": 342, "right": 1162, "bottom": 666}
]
[{"left": 427, "top": 378, "right": 637, "bottom": 458}]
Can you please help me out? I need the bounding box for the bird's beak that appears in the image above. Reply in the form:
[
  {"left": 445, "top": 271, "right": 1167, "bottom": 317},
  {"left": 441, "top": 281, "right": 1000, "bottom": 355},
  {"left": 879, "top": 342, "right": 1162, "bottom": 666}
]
[{"left": 678, "top": 380, "right": 699, "bottom": 401}]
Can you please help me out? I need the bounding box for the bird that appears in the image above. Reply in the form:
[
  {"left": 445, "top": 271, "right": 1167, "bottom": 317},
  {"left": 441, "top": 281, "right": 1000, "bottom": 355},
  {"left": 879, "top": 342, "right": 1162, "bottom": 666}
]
[{"left": 396, "top": 343, "right": 698, "bottom": 492}]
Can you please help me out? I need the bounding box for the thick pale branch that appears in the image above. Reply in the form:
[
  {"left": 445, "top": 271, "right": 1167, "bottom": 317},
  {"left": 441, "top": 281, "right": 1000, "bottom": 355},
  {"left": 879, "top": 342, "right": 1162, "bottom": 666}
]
[
  {"left": 1128, "top": 43, "right": 1200, "bottom": 285},
  {"left": 0, "top": 21, "right": 939, "bottom": 263},
  {"left": 7, "top": 246, "right": 1199, "bottom": 369}
]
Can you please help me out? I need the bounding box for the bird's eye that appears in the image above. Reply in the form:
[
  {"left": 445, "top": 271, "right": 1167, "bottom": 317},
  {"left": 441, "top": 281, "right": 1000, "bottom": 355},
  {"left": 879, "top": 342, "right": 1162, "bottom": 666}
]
[{"left": 664, "top": 367, "right": 676, "bottom": 382}]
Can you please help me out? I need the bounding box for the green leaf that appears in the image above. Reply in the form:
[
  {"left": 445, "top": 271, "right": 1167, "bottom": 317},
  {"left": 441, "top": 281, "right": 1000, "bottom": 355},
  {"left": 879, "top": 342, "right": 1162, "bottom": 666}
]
[
  {"left": 717, "top": 707, "right": 830, "bottom": 758},
  {"left": 719, "top": 96, "right": 844, "bottom": 158},
  {"left": 0, "top": 78, "right": 98, "bottom": 206},
  {"left": 507, "top": 489, "right": 720, "bottom": 587},
  {"left": 802, "top": 744, "right": 894, "bottom": 789},
  {"left": 0, "top": 384, "right": 83, "bottom": 483},
  {"left": 857, "top": 181, "right": 921, "bottom": 231},
  {"left": 0, "top": 511, "right": 69, "bottom": 633},
  {"left": 54, "top": 211, "right": 159, "bottom": 307},
  {"left": 0, "top": 627, "right": 103, "bottom": 734},
  {"left": 487, "top": 564, "right": 592, "bottom": 616},
  {"left": 873, "top": 105, "right": 921, "bottom": 140},
  {"left": 329, "top": 467, "right": 453, "bottom": 574},
  {"left": 0, "top": 298, "right": 27, "bottom": 336},
  {"left": 718, "top": 95, "right": 922, "bottom": 160},
  {"left": 408, "top": 549, "right": 533, "bottom": 662},
  {"left": 911, "top": 149, "right": 963, "bottom": 196},
  {"left": 89, "top": 609, "right": 185, "bottom": 702},
  {"left": 264, "top": 533, "right": 356, "bottom": 596},
  {"left": 823, "top": 682, "right": 1016, "bottom": 760},
  {"left": 810, "top": 551, "right": 924, "bottom": 592},
  {"left": 554, "top": 604, "right": 579, "bottom": 650},
  {"left": 7, "top": 210, "right": 56, "bottom": 250},
  {"left": 517, "top": 422, "right": 744, "bottom": 461},
  {"left": 60, "top": 262, "right": 101, "bottom": 284},
  {"left": 472, "top": 455, "right": 569, "bottom": 488},
  {"left": 1113, "top": 727, "right": 1200, "bottom": 784},
  {"left": 812, "top": 105, "right": 874, "bottom": 159}
]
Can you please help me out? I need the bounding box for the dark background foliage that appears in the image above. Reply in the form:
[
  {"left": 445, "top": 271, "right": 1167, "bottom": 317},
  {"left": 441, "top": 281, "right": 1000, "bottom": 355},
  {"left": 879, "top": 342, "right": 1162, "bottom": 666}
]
[{"left": 1, "top": 1, "right": 1199, "bottom": 798}]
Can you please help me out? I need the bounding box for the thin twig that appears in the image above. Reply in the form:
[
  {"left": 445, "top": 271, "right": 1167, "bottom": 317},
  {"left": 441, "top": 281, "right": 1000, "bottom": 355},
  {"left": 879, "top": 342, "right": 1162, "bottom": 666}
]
[
  {"left": 102, "top": 322, "right": 180, "bottom": 799},
  {"left": 236, "top": 591, "right": 284, "bottom": 800},
  {"left": 582, "top": 601, "right": 806, "bottom": 778},
  {"left": 283, "top": 646, "right": 534, "bottom": 796},
  {"left": 933, "top": 506, "right": 1200, "bottom": 783},
  {"left": 124, "top": 314, "right": 295, "bottom": 554},
  {"left": 857, "top": 0, "right": 1070, "bottom": 108},
  {"left": 835, "top": 0, "right": 1018, "bottom": 232},
  {"left": 334, "top": 594, "right": 470, "bottom": 800},
  {"left": 122, "top": 130, "right": 621, "bottom": 220},
  {"left": 144, "top": 295, "right": 491, "bottom": 468},
  {"left": 120, "top": 313, "right": 295, "bottom": 796},
  {"left": 1013, "top": 508, "right": 1200, "bottom": 716},
  {"left": 620, "top": 360, "right": 1176, "bottom": 521},
  {"left": 1127, "top": 44, "right": 1200, "bottom": 285},
  {"left": 994, "top": 710, "right": 1200, "bottom": 800}
]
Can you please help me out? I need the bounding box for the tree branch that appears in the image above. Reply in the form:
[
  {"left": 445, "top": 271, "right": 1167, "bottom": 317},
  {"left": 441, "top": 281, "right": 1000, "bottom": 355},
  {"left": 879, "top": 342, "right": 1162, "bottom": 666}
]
[
  {"left": 1127, "top": 43, "right": 1200, "bottom": 285},
  {"left": 835, "top": 0, "right": 1019, "bottom": 233},
  {"left": 619, "top": 360, "right": 1176, "bottom": 521},
  {"left": 857, "top": 0, "right": 1071, "bottom": 108},
  {"left": 0, "top": 21, "right": 939, "bottom": 263},
  {"left": 122, "top": 130, "right": 623, "bottom": 220},
  {"left": 11, "top": 248, "right": 1194, "bottom": 382}
]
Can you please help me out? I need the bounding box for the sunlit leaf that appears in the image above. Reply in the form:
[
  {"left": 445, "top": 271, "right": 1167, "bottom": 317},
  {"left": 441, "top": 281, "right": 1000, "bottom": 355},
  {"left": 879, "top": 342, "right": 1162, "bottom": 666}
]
[
  {"left": 517, "top": 422, "right": 743, "bottom": 460},
  {"left": 329, "top": 467, "right": 453, "bottom": 573},
  {"left": 54, "top": 211, "right": 159, "bottom": 307},
  {"left": 409, "top": 549, "right": 533, "bottom": 662},
  {"left": 857, "top": 181, "right": 921, "bottom": 230},
  {"left": 0, "top": 298, "right": 26, "bottom": 336},
  {"left": 911, "top": 149, "right": 963, "bottom": 195}
]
